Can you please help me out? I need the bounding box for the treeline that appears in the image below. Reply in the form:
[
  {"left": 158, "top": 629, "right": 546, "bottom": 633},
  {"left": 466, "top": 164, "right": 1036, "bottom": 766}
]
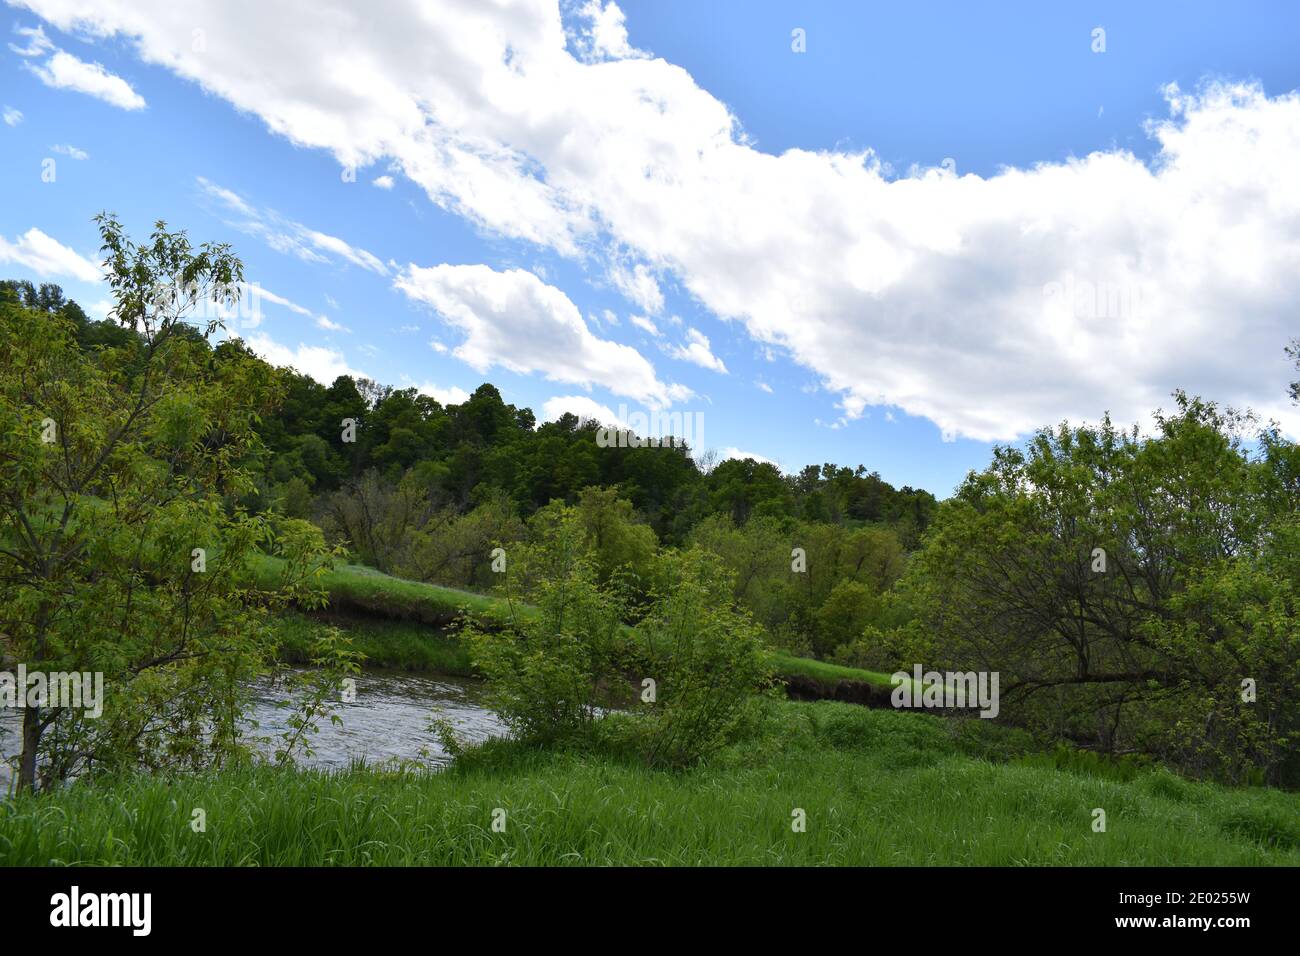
[{"left": 3, "top": 278, "right": 937, "bottom": 551}]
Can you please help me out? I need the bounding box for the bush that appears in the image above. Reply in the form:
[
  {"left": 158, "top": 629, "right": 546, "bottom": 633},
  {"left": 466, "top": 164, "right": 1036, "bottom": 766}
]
[
  {"left": 462, "top": 510, "right": 629, "bottom": 746},
  {"left": 631, "top": 548, "right": 775, "bottom": 767}
]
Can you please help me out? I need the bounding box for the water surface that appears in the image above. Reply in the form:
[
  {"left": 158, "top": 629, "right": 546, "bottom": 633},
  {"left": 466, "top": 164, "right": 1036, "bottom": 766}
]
[{"left": 0, "top": 668, "right": 505, "bottom": 793}]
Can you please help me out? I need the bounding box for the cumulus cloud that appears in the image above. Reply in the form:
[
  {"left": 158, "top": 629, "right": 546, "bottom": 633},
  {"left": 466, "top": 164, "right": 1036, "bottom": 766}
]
[
  {"left": 569, "top": 0, "right": 647, "bottom": 62},
  {"left": 416, "top": 382, "right": 471, "bottom": 406},
  {"left": 240, "top": 332, "right": 363, "bottom": 383},
  {"left": 0, "top": 227, "right": 100, "bottom": 281},
  {"left": 669, "top": 327, "right": 727, "bottom": 373},
  {"left": 541, "top": 394, "right": 620, "bottom": 424},
  {"left": 720, "top": 446, "right": 777, "bottom": 467},
  {"left": 396, "top": 262, "right": 690, "bottom": 407},
  {"left": 19, "top": 1, "right": 1300, "bottom": 438},
  {"left": 372, "top": 174, "right": 395, "bottom": 189}
]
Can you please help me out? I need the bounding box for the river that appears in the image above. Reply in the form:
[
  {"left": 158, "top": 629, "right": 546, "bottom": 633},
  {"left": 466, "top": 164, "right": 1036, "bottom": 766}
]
[{"left": 0, "top": 668, "right": 506, "bottom": 794}]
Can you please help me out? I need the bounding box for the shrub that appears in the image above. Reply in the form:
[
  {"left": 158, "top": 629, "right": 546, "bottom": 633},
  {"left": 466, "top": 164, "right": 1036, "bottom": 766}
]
[
  {"left": 462, "top": 510, "right": 628, "bottom": 746},
  {"left": 631, "top": 548, "right": 775, "bottom": 767}
]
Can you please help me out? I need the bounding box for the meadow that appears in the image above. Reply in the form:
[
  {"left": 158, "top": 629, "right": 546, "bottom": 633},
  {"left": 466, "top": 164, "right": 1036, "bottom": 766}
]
[{"left": 2, "top": 701, "right": 1296, "bottom": 866}]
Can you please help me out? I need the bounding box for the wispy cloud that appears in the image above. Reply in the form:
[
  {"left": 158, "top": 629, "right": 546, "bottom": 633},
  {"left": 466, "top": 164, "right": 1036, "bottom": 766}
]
[
  {"left": 50, "top": 143, "right": 88, "bottom": 160},
  {"left": 12, "top": 24, "right": 144, "bottom": 111},
  {"left": 196, "top": 176, "right": 388, "bottom": 275}
]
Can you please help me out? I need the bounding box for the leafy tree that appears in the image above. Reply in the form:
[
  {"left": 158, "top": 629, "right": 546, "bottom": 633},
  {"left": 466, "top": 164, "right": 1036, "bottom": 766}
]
[
  {"left": 569, "top": 485, "right": 657, "bottom": 584},
  {"left": 0, "top": 217, "right": 335, "bottom": 793},
  {"left": 397, "top": 489, "right": 525, "bottom": 587},
  {"left": 897, "top": 394, "right": 1298, "bottom": 783}
]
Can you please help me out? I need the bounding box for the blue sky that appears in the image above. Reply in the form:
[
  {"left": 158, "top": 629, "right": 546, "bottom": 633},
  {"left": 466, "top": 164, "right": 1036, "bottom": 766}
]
[{"left": 3, "top": 0, "right": 1299, "bottom": 497}]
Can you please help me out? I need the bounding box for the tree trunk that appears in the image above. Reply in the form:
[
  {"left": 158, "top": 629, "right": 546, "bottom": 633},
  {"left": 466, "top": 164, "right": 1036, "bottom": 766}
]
[{"left": 17, "top": 706, "right": 41, "bottom": 794}]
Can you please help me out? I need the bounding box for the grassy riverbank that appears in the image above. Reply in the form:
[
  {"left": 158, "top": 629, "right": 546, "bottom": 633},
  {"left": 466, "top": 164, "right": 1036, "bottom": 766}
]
[
  {"left": 271, "top": 612, "right": 475, "bottom": 675},
  {"left": 253, "top": 556, "right": 897, "bottom": 690},
  {"left": 2, "top": 701, "right": 1296, "bottom": 866}
]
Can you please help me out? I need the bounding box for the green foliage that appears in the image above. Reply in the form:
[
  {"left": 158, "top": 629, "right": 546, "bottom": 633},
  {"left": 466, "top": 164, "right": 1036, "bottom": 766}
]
[
  {"left": 251, "top": 554, "right": 895, "bottom": 688},
  {"left": 462, "top": 510, "right": 628, "bottom": 745},
  {"left": 631, "top": 548, "right": 775, "bottom": 767},
  {"left": 394, "top": 488, "right": 525, "bottom": 588},
  {"left": 465, "top": 520, "right": 773, "bottom": 767},
  {"left": 688, "top": 514, "right": 908, "bottom": 657},
  {"left": 0, "top": 218, "right": 334, "bottom": 793},
  {"left": 896, "top": 394, "right": 1299, "bottom": 785}
]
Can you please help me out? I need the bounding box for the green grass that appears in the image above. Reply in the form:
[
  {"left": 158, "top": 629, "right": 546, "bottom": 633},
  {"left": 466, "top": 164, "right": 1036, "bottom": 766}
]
[
  {"left": 252, "top": 555, "right": 895, "bottom": 688},
  {"left": 770, "top": 655, "right": 899, "bottom": 687},
  {"left": 270, "top": 612, "right": 474, "bottom": 676},
  {"left": 2, "top": 701, "right": 1295, "bottom": 866},
  {"left": 250, "top": 555, "right": 502, "bottom": 623}
]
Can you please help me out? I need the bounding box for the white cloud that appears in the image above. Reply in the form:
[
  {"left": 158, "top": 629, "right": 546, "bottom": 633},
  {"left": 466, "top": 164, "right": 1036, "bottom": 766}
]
[
  {"left": 250, "top": 284, "right": 312, "bottom": 319},
  {"left": 542, "top": 394, "right": 620, "bottom": 424},
  {"left": 396, "top": 262, "right": 690, "bottom": 407},
  {"left": 195, "top": 175, "right": 256, "bottom": 217},
  {"left": 570, "top": 0, "right": 647, "bottom": 62},
  {"left": 20, "top": 2, "right": 1300, "bottom": 438},
  {"left": 197, "top": 176, "right": 387, "bottom": 274},
  {"left": 415, "top": 382, "right": 471, "bottom": 405},
  {"left": 27, "top": 49, "right": 145, "bottom": 110},
  {"left": 302, "top": 228, "right": 386, "bottom": 274},
  {"left": 629, "top": 314, "right": 660, "bottom": 337},
  {"left": 238, "top": 283, "right": 354, "bottom": 332},
  {"left": 50, "top": 143, "right": 88, "bottom": 159},
  {"left": 610, "top": 261, "right": 663, "bottom": 314},
  {"left": 315, "top": 315, "right": 349, "bottom": 332},
  {"left": 372, "top": 174, "right": 395, "bottom": 189},
  {"left": 11, "top": 22, "right": 143, "bottom": 112},
  {"left": 756, "top": 381, "right": 773, "bottom": 393},
  {"left": 720, "top": 446, "right": 777, "bottom": 467},
  {"left": 241, "top": 332, "right": 363, "bottom": 383},
  {"left": 8, "top": 24, "right": 52, "bottom": 57},
  {"left": 669, "top": 327, "right": 727, "bottom": 373},
  {"left": 2, "top": 106, "right": 23, "bottom": 126},
  {"left": 0, "top": 227, "right": 100, "bottom": 281}
]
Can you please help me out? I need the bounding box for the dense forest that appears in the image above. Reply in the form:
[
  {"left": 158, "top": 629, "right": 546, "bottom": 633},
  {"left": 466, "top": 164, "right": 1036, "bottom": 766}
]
[{"left": 1, "top": 220, "right": 1297, "bottom": 806}]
